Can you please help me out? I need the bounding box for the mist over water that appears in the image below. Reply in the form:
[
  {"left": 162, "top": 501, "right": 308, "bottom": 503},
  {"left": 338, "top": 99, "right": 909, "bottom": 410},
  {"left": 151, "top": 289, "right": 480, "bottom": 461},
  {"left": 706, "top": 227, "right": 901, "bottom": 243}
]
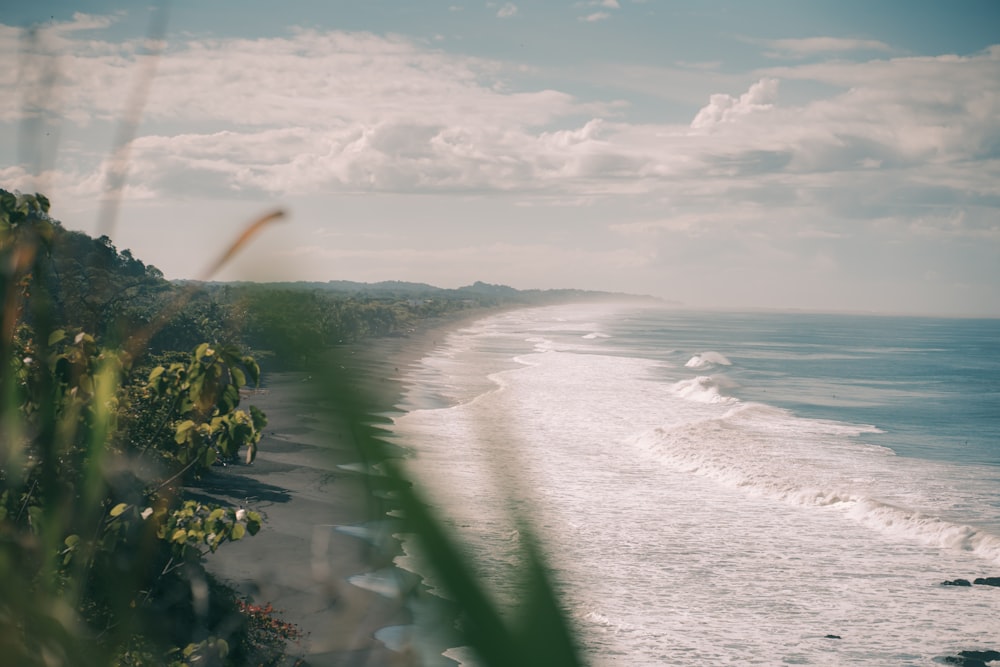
[{"left": 389, "top": 304, "right": 1000, "bottom": 665}]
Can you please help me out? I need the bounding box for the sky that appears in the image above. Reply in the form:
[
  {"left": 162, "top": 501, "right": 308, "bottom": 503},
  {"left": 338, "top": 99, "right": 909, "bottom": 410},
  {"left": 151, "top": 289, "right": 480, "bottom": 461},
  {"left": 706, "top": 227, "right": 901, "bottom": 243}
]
[{"left": 2, "top": 1, "right": 999, "bottom": 316}]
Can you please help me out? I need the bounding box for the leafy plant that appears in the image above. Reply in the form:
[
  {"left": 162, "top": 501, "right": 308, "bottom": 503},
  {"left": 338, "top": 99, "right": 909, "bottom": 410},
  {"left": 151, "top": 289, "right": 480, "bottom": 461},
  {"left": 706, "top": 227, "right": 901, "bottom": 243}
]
[
  {"left": 145, "top": 342, "right": 265, "bottom": 471},
  {"left": 0, "top": 190, "right": 289, "bottom": 665}
]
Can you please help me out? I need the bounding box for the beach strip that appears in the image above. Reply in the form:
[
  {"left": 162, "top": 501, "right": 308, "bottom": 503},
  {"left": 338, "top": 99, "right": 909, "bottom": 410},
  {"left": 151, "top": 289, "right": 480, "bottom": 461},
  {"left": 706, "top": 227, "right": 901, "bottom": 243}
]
[{"left": 193, "top": 309, "right": 498, "bottom": 665}]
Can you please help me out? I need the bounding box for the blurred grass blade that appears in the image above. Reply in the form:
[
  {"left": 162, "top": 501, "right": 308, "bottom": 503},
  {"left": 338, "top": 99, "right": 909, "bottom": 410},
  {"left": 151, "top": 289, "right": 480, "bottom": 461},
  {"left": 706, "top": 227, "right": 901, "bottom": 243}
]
[
  {"left": 125, "top": 209, "right": 285, "bottom": 361},
  {"left": 16, "top": 27, "right": 62, "bottom": 195},
  {"left": 95, "top": 1, "right": 171, "bottom": 239},
  {"left": 199, "top": 209, "right": 286, "bottom": 280},
  {"left": 384, "top": 459, "right": 524, "bottom": 666},
  {"left": 317, "top": 354, "right": 584, "bottom": 667},
  {"left": 513, "top": 535, "right": 581, "bottom": 667}
]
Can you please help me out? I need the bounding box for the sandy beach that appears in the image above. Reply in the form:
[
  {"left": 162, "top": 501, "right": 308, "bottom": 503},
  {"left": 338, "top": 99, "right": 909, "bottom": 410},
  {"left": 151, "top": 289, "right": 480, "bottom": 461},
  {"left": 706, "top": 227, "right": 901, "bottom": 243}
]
[{"left": 190, "top": 309, "right": 497, "bottom": 666}]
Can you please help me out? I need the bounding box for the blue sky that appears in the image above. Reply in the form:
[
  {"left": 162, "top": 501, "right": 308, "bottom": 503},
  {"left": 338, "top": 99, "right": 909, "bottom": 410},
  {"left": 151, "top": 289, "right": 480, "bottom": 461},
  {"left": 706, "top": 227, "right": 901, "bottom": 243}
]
[{"left": 3, "top": 1, "right": 999, "bottom": 315}]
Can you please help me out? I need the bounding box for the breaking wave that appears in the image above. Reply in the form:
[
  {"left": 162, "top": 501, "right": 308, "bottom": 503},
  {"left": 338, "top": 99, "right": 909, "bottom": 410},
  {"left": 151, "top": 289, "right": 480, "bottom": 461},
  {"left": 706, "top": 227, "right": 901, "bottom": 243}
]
[
  {"left": 630, "top": 404, "right": 1000, "bottom": 565},
  {"left": 669, "top": 376, "right": 736, "bottom": 404},
  {"left": 685, "top": 351, "right": 732, "bottom": 369}
]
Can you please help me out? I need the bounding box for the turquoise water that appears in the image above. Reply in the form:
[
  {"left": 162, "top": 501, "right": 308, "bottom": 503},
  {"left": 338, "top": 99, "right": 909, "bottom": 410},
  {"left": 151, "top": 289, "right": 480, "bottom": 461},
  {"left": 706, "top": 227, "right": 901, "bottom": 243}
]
[
  {"left": 606, "top": 310, "right": 1000, "bottom": 466},
  {"left": 389, "top": 305, "right": 1000, "bottom": 665}
]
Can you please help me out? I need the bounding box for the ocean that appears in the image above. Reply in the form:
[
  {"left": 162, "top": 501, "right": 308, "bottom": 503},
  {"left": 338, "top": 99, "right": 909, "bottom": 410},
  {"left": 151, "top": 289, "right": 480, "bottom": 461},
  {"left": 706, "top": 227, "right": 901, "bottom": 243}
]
[{"left": 385, "top": 304, "right": 1000, "bottom": 665}]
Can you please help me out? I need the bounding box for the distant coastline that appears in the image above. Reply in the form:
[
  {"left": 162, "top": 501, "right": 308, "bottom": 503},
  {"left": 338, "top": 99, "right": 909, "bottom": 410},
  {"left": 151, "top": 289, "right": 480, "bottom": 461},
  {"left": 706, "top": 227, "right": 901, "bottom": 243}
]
[{"left": 182, "top": 277, "right": 667, "bottom": 308}]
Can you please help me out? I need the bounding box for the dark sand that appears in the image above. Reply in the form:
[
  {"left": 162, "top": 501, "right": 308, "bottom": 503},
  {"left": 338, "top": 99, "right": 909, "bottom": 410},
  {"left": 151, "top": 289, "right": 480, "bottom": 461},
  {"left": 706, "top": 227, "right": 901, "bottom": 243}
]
[{"left": 191, "top": 310, "right": 497, "bottom": 666}]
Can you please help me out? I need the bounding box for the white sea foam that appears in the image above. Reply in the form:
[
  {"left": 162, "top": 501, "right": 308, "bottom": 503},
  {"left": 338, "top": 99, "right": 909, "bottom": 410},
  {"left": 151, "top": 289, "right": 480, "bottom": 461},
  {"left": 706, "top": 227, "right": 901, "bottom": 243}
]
[
  {"left": 631, "top": 404, "right": 1000, "bottom": 566},
  {"left": 389, "top": 303, "right": 1000, "bottom": 666},
  {"left": 684, "top": 351, "right": 732, "bottom": 368},
  {"left": 580, "top": 609, "right": 638, "bottom": 635},
  {"left": 373, "top": 625, "right": 411, "bottom": 652},
  {"left": 669, "top": 375, "right": 735, "bottom": 403},
  {"left": 442, "top": 646, "right": 478, "bottom": 666},
  {"left": 335, "top": 521, "right": 398, "bottom": 546},
  {"left": 336, "top": 461, "right": 384, "bottom": 475},
  {"left": 847, "top": 499, "right": 1000, "bottom": 564},
  {"left": 348, "top": 568, "right": 407, "bottom": 598}
]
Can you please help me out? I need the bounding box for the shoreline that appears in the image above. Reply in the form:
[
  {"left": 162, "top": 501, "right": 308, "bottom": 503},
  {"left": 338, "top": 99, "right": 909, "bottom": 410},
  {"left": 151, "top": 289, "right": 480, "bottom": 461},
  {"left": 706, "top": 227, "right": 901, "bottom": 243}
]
[{"left": 192, "top": 308, "right": 503, "bottom": 665}]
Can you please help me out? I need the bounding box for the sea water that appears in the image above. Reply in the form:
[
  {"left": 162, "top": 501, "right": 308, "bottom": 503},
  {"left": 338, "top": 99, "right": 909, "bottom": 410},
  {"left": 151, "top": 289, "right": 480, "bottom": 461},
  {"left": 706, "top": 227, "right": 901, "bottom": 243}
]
[{"left": 387, "top": 304, "right": 1000, "bottom": 665}]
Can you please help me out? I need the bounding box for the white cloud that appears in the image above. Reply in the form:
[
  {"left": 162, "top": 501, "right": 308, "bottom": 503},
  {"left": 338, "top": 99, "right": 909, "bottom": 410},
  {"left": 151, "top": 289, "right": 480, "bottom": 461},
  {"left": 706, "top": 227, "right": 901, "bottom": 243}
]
[
  {"left": 497, "top": 3, "right": 518, "bottom": 18},
  {"left": 3, "top": 27, "right": 586, "bottom": 130},
  {"left": 0, "top": 161, "right": 156, "bottom": 206},
  {"left": 580, "top": 12, "right": 611, "bottom": 23},
  {"left": 762, "top": 36, "right": 892, "bottom": 57},
  {"left": 690, "top": 78, "right": 779, "bottom": 129},
  {"left": 3, "top": 10, "right": 996, "bottom": 315},
  {"left": 758, "top": 48, "right": 1000, "bottom": 163},
  {"left": 52, "top": 12, "right": 121, "bottom": 34},
  {"left": 123, "top": 116, "right": 641, "bottom": 196},
  {"left": 4, "top": 18, "right": 999, "bottom": 254}
]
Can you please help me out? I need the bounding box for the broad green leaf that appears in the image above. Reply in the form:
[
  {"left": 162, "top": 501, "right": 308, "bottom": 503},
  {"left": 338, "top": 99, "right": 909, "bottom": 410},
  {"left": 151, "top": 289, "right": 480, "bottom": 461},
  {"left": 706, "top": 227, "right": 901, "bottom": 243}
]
[
  {"left": 219, "top": 384, "right": 239, "bottom": 413},
  {"left": 250, "top": 405, "right": 267, "bottom": 430},
  {"left": 48, "top": 329, "right": 66, "bottom": 346},
  {"left": 243, "top": 357, "right": 260, "bottom": 386},
  {"left": 174, "top": 419, "right": 195, "bottom": 444},
  {"left": 189, "top": 377, "right": 205, "bottom": 404},
  {"left": 230, "top": 523, "right": 246, "bottom": 541}
]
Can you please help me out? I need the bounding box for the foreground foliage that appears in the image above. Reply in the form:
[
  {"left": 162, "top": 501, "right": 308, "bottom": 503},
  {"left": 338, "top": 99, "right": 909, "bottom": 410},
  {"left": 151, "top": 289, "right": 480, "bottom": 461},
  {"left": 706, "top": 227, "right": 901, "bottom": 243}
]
[
  {"left": 2, "top": 188, "right": 583, "bottom": 666},
  {"left": 0, "top": 190, "right": 281, "bottom": 665}
]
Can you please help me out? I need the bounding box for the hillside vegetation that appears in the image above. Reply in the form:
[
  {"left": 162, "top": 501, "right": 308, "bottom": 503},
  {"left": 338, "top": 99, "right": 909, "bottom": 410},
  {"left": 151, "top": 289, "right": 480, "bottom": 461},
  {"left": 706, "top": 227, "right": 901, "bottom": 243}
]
[{"left": 0, "top": 189, "right": 607, "bottom": 666}]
